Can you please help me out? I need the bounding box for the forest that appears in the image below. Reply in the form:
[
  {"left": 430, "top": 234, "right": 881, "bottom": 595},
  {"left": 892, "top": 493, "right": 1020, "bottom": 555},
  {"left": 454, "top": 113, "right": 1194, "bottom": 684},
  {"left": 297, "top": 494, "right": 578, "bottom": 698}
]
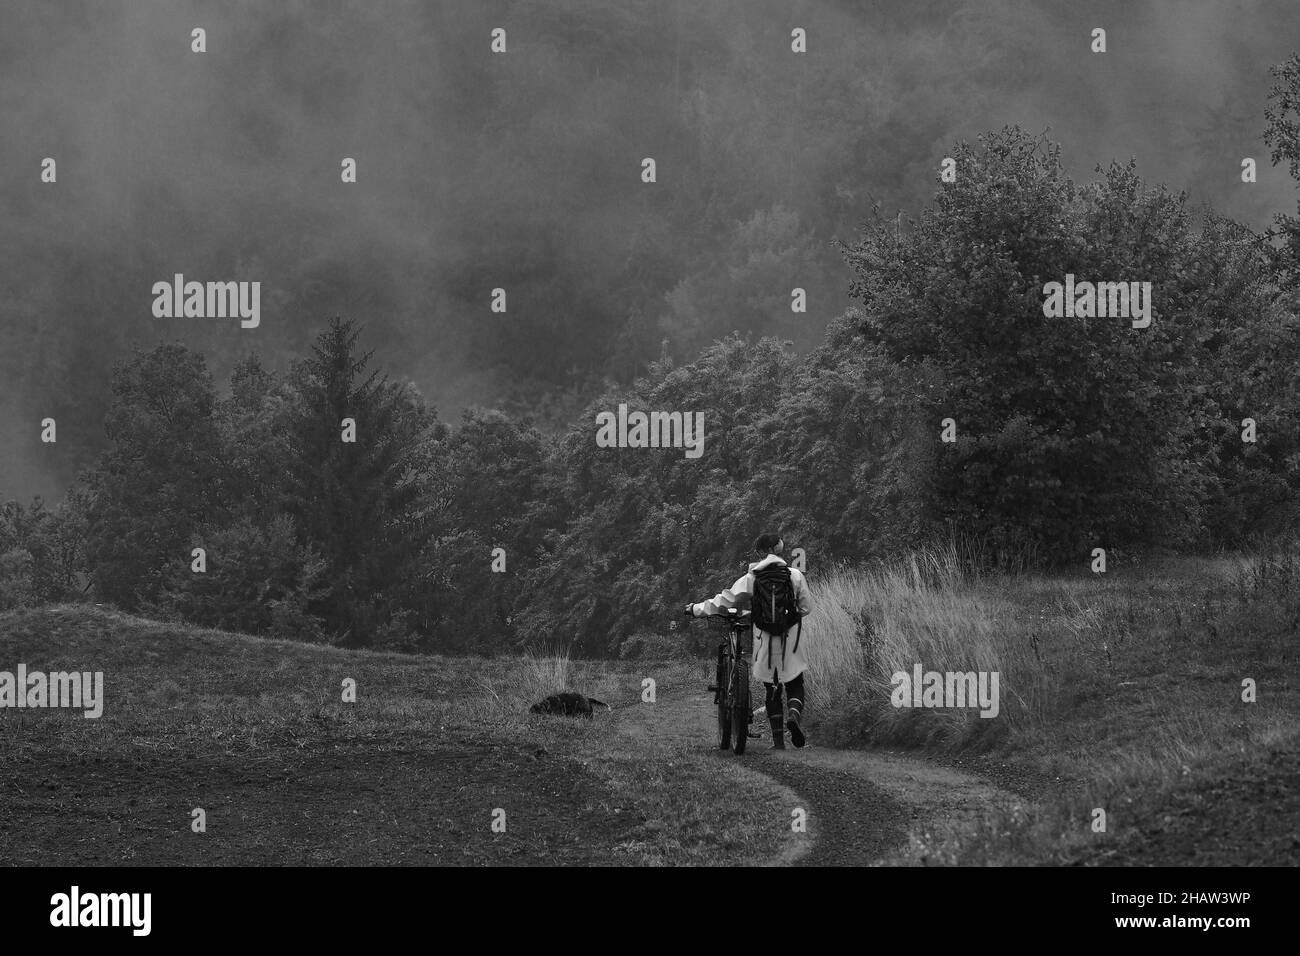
[
  {"left": 7, "top": 99, "right": 1300, "bottom": 658},
  {"left": 5, "top": 4, "right": 1300, "bottom": 662}
]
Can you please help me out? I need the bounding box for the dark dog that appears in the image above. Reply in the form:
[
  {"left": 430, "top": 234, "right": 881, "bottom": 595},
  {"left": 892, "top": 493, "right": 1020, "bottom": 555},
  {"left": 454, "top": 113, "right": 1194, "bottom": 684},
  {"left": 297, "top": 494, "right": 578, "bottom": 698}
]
[{"left": 530, "top": 692, "right": 609, "bottom": 718}]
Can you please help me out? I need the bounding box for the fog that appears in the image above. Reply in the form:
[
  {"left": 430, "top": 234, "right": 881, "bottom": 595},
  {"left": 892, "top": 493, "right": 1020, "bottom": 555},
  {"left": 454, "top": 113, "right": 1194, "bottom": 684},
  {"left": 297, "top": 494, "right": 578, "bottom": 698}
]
[{"left": 3, "top": 0, "right": 1298, "bottom": 500}]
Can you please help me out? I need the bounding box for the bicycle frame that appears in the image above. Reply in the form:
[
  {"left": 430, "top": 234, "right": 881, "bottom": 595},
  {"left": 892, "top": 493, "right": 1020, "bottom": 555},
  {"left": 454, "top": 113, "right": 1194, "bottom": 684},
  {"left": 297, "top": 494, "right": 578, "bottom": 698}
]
[{"left": 700, "top": 607, "right": 753, "bottom": 755}]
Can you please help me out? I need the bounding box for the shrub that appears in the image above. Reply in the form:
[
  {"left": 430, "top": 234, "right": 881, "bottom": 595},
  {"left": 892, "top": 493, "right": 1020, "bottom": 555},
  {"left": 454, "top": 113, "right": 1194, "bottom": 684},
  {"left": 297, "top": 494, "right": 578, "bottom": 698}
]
[{"left": 145, "top": 515, "right": 327, "bottom": 641}]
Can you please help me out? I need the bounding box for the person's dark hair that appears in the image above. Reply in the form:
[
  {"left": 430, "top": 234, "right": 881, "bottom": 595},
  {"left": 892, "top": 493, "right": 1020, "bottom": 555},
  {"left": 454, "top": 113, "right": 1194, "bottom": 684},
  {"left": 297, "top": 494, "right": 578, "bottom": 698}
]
[{"left": 753, "top": 532, "right": 783, "bottom": 554}]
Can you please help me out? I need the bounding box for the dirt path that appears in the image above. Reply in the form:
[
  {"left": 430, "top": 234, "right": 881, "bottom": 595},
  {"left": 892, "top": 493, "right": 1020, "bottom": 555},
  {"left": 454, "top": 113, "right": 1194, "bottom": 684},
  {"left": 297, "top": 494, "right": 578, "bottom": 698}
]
[{"left": 615, "top": 684, "right": 1022, "bottom": 866}]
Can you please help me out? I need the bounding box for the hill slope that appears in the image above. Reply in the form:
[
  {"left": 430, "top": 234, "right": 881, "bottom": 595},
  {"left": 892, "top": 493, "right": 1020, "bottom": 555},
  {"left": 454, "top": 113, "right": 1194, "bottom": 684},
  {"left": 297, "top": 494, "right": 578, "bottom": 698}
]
[{"left": 0, "top": 605, "right": 802, "bottom": 865}]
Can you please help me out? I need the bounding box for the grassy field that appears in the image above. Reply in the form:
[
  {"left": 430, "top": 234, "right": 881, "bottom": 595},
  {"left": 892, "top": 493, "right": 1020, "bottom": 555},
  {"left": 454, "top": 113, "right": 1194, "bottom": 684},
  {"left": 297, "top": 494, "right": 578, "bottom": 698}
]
[
  {"left": 0, "top": 605, "right": 798, "bottom": 866},
  {"left": 800, "top": 541, "right": 1300, "bottom": 864},
  {"left": 4, "top": 540, "right": 1296, "bottom": 866}
]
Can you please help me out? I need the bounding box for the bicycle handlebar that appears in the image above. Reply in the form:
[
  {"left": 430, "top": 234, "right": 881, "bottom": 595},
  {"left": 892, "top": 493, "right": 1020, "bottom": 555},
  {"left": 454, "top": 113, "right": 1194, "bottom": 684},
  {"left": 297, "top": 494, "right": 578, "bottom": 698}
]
[
  {"left": 698, "top": 609, "right": 751, "bottom": 623},
  {"left": 681, "top": 603, "right": 751, "bottom": 626}
]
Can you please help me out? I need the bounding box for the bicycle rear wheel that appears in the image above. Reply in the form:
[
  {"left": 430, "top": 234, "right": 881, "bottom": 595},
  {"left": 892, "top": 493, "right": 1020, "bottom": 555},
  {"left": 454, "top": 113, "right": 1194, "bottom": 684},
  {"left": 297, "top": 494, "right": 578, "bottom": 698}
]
[
  {"left": 731, "top": 660, "right": 750, "bottom": 755},
  {"left": 717, "top": 652, "right": 732, "bottom": 750}
]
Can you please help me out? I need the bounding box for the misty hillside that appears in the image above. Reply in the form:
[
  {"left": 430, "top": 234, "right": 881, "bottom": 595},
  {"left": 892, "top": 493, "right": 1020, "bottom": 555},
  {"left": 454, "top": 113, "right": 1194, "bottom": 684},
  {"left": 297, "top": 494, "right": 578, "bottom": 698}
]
[{"left": 6, "top": 0, "right": 1300, "bottom": 500}]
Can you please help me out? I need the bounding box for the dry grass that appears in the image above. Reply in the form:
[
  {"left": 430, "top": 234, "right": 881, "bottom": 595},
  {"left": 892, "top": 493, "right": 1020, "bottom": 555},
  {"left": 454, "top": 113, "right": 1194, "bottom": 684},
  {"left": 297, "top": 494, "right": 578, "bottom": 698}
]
[
  {"left": 805, "top": 540, "right": 1033, "bottom": 750},
  {"left": 801, "top": 539, "right": 1300, "bottom": 863},
  {"left": 473, "top": 648, "right": 581, "bottom": 715}
]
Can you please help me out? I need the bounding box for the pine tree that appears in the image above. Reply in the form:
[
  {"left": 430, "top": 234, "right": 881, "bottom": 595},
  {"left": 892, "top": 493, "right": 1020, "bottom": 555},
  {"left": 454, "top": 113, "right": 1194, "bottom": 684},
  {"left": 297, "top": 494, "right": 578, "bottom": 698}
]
[{"left": 283, "top": 318, "right": 443, "bottom": 646}]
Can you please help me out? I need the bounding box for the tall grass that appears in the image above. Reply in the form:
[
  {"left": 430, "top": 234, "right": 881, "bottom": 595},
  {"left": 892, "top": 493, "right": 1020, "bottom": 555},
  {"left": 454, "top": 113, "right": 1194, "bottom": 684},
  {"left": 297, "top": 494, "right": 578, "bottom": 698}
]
[
  {"left": 473, "top": 648, "right": 574, "bottom": 714},
  {"left": 805, "top": 539, "right": 1040, "bottom": 750},
  {"left": 798, "top": 536, "right": 1300, "bottom": 862}
]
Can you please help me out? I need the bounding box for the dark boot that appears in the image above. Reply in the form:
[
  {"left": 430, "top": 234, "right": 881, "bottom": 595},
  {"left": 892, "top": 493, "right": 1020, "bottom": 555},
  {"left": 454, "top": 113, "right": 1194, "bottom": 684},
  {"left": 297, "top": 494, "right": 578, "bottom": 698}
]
[
  {"left": 769, "top": 715, "right": 786, "bottom": 749},
  {"left": 786, "top": 699, "right": 806, "bottom": 748}
]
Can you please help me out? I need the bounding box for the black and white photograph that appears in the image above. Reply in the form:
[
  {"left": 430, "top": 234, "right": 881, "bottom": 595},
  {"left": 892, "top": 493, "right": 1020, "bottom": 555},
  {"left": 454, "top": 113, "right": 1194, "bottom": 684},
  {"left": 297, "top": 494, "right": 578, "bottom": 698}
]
[{"left": 0, "top": 0, "right": 1293, "bottom": 936}]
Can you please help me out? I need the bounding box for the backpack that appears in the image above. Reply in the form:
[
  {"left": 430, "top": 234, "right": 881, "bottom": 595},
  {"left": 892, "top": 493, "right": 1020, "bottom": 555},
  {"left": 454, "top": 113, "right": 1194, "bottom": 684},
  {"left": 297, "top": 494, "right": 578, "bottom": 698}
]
[{"left": 751, "top": 563, "right": 802, "bottom": 662}]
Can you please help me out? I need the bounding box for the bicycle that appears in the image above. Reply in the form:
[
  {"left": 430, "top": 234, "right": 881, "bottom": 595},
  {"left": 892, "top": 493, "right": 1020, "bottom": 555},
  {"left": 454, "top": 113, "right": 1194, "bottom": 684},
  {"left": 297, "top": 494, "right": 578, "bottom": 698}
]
[{"left": 694, "top": 606, "right": 753, "bottom": 755}]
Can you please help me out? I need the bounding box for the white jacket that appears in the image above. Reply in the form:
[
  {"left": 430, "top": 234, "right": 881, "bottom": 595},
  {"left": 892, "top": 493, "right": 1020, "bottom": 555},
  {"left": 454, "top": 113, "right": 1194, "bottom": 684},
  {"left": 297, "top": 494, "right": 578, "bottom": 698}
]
[{"left": 692, "top": 554, "right": 811, "bottom": 684}]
